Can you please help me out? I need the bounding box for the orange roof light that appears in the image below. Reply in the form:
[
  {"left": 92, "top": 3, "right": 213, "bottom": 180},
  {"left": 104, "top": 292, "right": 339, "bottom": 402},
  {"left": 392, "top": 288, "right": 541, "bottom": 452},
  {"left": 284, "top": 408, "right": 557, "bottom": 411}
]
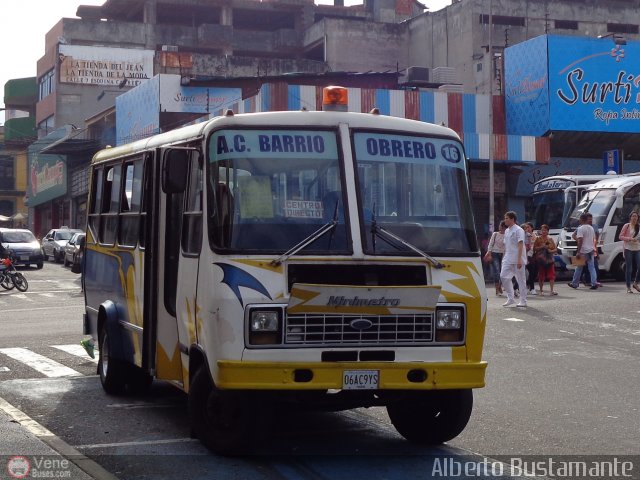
[{"left": 322, "top": 86, "right": 348, "bottom": 111}]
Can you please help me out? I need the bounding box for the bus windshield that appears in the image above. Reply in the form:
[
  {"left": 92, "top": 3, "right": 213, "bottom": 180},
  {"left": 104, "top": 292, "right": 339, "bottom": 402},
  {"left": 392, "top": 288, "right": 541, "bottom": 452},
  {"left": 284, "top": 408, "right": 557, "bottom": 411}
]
[
  {"left": 565, "top": 189, "right": 616, "bottom": 229},
  {"left": 353, "top": 132, "right": 477, "bottom": 255},
  {"left": 207, "top": 128, "right": 350, "bottom": 253},
  {"left": 530, "top": 190, "right": 567, "bottom": 230}
]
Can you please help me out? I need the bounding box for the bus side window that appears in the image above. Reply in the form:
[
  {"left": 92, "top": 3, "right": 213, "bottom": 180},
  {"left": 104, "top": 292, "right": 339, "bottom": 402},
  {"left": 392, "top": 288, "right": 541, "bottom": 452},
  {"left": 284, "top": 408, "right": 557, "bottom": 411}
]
[
  {"left": 88, "top": 168, "right": 104, "bottom": 242},
  {"left": 100, "top": 165, "right": 121, "bottom": 245},
  {"left": 119, "top": 158, "right": 144, "bottom": 247},
  {"left": 182, "top": 154, "right": 203, "bottom": 255}
]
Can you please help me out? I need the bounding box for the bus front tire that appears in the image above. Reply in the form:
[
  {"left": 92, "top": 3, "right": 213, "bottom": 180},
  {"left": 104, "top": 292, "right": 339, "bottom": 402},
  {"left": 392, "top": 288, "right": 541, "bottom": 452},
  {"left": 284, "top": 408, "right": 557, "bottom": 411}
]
[
  {"left": 387, "top": 389, "right": 473, "bottom": 445},
  {"left": 98, "top": 326, "right": 128, "bottom": 395},
  {"left": 189, "top": 366, "right": 267, "bottom": 455}
]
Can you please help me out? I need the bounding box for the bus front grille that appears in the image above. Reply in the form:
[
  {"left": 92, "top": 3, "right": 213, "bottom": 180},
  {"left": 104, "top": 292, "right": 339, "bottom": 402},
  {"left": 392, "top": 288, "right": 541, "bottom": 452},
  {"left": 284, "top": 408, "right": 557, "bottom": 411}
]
[{"left": 284, "top": 313, "right": 434, "bottom": 346}]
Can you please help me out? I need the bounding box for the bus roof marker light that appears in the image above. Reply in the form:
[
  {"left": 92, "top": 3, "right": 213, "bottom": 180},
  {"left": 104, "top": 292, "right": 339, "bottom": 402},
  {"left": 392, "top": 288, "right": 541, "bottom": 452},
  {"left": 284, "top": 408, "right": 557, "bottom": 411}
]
[
  {"left": 369, "top": 108, "right": 380, "bottom": 115},
  {"left": 322, "top": 86, "right": 348, "bottom": 112}
]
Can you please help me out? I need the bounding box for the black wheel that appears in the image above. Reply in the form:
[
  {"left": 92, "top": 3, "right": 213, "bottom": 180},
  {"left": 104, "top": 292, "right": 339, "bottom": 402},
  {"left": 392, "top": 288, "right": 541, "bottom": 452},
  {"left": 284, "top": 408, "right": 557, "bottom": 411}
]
[
  {"left": 387, "top": 389, "right": 473, "bottom": 445},
  {"left": 189, "top": 366, "right": 269, "bottom": 455},
  {"left": 611, "top": 254, "right": 625, "bottom": 281},
  {"left": 98, "top": 324, "right": 129, "bottom": 395},
  {"left": 36, "top": 262, "right": 43, "bottom": 270},
  {"left": 1, "top": 274, "right": 15, "bottom": 290},
  {"left": 12, "top": 273, "right": 28, "bottom": 292}
]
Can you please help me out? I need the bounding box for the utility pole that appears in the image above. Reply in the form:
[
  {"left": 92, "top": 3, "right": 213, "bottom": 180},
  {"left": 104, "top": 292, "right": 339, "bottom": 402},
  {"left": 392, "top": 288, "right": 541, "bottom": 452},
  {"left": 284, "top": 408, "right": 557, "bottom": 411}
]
[{"left": 488, "top": 0, "right": 495, "bottom": 234}]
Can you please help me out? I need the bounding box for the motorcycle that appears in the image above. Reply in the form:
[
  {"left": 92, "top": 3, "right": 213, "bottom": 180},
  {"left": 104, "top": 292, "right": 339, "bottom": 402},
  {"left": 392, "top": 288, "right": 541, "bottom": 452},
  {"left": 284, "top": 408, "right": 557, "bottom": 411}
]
[{"left": 0, "top": 253, "right": 29, "bottom": 292}]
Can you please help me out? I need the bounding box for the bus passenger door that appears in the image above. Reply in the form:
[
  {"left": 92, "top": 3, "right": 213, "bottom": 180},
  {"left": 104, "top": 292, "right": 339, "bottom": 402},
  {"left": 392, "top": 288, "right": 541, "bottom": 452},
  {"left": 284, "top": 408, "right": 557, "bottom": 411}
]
[{"left": 153, "top": 148, "right": 200, "bottom": 387}]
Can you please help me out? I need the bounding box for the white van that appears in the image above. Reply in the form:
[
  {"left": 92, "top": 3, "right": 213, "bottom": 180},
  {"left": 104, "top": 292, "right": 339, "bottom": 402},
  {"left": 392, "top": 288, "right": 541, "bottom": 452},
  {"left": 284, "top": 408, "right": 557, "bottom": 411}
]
[{"left": 557, "top": 175, "right": 640, "bottom": 280}]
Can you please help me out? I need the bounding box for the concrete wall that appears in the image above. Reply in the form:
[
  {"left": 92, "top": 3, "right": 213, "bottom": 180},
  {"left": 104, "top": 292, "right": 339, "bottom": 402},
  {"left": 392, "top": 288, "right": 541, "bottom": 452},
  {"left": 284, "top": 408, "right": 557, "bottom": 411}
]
[
  {"left": 322, "top": 18, "right": 408, "bottom": 72},
  {"left": 405, "top": 0, "right": 640, "bottom": 95}
]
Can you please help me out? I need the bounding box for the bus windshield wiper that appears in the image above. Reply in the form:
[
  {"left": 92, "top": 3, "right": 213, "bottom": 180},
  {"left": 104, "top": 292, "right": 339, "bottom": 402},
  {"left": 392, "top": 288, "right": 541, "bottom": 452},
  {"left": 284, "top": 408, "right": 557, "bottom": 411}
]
[
  {"left": 370, "top": 213, "right": 445, "bottom": 269},
  {"left": 271, "top": 201, "right": 339, "bottom": 266}
]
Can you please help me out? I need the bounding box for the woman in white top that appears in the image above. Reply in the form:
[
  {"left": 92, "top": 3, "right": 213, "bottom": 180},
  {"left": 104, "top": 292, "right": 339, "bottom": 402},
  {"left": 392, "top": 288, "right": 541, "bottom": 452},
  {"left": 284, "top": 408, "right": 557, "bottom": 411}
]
[
  {"left": 484, "top": 221, "right": 506, "bottom": 295},
  {"left": 619, "top": 211, "right": 640, "bottom": 293}
]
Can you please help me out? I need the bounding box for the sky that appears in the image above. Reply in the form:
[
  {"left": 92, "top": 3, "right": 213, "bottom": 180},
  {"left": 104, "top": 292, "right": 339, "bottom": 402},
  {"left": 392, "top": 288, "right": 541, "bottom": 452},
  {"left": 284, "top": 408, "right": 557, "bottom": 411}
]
[{"left": 1, "top": 0, "right": 452, "bottom": 124}]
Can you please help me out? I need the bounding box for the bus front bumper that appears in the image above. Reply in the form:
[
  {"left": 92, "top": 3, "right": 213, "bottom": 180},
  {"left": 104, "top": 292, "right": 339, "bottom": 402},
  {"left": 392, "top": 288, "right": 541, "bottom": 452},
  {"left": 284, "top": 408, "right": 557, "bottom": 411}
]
[{"left": 216, "top": 360, "right": 487, "bottom": 390}]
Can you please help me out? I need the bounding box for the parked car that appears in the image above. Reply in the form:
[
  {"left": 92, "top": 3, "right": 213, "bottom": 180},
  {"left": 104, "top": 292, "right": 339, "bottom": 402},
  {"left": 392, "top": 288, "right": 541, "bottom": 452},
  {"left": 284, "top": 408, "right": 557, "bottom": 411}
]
[
  {"left": 41, "top": 227, "right": 83, "bottom": 263},
  {"left": 0, "top": 227, "right": 45, "bottom": 269},
  {"left": 63, "top": 232, "right": 86, "bottom": 267}
]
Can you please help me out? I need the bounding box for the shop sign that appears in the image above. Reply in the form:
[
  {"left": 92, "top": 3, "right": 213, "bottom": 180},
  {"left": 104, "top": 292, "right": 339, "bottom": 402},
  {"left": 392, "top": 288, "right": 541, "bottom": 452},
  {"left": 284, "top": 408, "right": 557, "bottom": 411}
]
[
  {"left": 59, "top": 45, "right": 154, "bottom": 87},
  {"left": 506, "top": 34, "right": 640, "bottom": 135},
  {"left": 27, "top": 152, "right": 67, "bottom": 207}
]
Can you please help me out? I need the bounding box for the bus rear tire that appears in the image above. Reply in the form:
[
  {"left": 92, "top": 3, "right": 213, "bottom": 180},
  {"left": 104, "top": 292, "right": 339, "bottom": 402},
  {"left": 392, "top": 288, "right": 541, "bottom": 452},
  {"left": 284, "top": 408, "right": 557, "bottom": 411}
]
[
  {"left": 387, "top": 389, "right": 473, "bottom": 444},
  {"left": 98, "top": 326, "right": 128, "bottom": 395},
  {"left": 189, "top": 366, "right": 267, "bottom": 455}
]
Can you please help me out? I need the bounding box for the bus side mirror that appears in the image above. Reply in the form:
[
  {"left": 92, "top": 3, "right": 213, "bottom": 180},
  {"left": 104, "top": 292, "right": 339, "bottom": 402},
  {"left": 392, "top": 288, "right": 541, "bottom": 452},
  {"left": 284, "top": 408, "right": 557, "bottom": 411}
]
[{"left": 162, "top": 149, "right": 190, "bottom": 193}]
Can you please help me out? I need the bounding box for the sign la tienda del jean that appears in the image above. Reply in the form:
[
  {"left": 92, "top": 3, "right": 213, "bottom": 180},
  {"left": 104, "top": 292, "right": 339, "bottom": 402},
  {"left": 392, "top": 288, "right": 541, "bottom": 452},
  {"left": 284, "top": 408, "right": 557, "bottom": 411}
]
[{"left": 505, "top": 35, "right": 640, "bottom": 135}]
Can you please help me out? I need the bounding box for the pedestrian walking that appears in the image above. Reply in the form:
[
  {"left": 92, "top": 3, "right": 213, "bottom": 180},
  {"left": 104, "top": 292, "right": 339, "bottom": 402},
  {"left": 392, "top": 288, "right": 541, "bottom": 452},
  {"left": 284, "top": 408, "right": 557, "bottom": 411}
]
[
  {"left": 522, "top": 222, "right": 538, "bottom": 295},
  {"left": 500, "top": 211, "right": 527, "bottom": 307},
  {"left": 533, "top": 224, "right": 557, "bottom": 296},
  {"left": 567, "top": 213, "right": 598, "bottom": 290},
  {"left": 484, "top": 221, "right": 506, "bottom": 296},
  {"left": 581, "top": 212, "right": 601, "bottom": 287},
  {"left": 619, "top": 211, "right": 640, "bottom": 294}
]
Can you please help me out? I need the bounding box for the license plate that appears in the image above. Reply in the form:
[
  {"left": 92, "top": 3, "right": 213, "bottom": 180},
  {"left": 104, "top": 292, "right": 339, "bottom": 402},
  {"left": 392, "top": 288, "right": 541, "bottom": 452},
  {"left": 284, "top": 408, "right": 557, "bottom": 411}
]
[
  {"left": 342, "top": 370, "right": 380, "bottom": 390},
  {"left": 20, "top": 255, "right": 29, "bottom": 261}
]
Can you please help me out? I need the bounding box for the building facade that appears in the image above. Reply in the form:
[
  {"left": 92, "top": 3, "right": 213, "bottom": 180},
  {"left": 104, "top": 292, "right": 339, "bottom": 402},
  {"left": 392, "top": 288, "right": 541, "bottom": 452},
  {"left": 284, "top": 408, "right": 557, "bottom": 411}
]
[
  {"left": 0, "top": 77, "right": 36, "bottom": 227},
  {"left": 21, "top": 0, "right": 640, "bottom": 237}
]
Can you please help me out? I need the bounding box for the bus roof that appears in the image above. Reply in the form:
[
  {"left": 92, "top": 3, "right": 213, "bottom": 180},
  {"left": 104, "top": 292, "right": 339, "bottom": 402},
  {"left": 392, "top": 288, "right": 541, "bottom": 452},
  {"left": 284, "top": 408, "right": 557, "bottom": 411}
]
[
  {"left": 584, "top": 174, "right": 640, "bottom": 191},
  {"left": 91, "top": 110, "right": 461, "bottom": 165}
]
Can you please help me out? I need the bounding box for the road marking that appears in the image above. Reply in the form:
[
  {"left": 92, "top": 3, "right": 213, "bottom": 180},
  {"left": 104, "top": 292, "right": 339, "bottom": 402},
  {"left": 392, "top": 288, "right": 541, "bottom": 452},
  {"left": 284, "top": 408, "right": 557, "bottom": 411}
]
[
  {"left": 10, "top": 293, "right": 33, "bottom": 302},
  {"left": 0, "top": 305, "right": 83, "bottom": 313},
  {"left": 0, "top": 348, "right": 83, "bottom": 377},
  {"left": 0, "top": 396, "right": 120, "bottom": 480},
  {"left": 52, "top": 344, "right": 99, "bottom": 364},
  {"left": 0, "top": 396, "right": 55, "bottom": 437},
  {"left": 74, "top": 438, "right": 198, "bottom": 450},
  {"left": 503, "top": 317, "right": 525, "bottom": 322},
  {"left": 39, "top": 293, "right": 56, "bottom": 298}
]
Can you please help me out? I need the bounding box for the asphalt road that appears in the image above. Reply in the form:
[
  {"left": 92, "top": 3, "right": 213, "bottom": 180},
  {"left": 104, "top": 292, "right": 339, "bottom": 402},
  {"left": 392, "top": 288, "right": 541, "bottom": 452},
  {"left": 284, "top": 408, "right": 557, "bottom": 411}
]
[{"left": 0, "top": 263, "right": 639, "bottom": 479}]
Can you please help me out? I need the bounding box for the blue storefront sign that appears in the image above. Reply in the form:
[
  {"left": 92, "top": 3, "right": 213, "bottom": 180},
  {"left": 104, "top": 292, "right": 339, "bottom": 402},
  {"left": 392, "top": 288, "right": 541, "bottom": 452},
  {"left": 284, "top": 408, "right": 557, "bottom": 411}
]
[{"left": 506, "top": 34, "right": 640, "bottom": 135}]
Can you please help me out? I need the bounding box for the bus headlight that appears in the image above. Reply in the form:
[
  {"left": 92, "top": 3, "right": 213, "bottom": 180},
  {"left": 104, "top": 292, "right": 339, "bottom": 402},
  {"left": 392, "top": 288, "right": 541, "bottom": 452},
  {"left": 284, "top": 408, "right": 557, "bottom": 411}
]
[
  {"left": 250, "top": 311, "right": 279, "bottom": 331},
  {"left": 248, "top": 308, "right": 282, "bottom": 345},
  {"left": 435, "top": 308, "right": 464, "bottom": 342}
]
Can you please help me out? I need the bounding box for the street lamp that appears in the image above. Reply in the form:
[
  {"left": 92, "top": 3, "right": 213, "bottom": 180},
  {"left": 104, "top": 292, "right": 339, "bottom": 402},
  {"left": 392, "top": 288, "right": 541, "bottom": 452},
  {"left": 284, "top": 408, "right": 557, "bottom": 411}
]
[
  {"left": 597, "top": 33, "right": 627, "bottom": 45},
  {"left": 488, "top": 0, "right": 495, "bottom": 234}
]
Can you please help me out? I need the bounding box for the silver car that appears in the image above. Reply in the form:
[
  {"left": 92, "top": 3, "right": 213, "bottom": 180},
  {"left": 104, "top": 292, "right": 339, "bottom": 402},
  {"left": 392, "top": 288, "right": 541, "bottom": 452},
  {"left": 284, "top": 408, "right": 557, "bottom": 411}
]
[
  {"left": 63, "top": 232, "right": 86, "bottom": 267},
  {"left": 0, "top": 228, "right": 45, "bottom": 269},
  {"left": 41, "top": 227, "right": 83, "bottom": 263}
]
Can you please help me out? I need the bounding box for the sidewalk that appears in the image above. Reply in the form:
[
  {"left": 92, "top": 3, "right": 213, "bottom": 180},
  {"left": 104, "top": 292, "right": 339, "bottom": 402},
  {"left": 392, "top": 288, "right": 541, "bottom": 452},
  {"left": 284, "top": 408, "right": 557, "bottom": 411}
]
[{"left": 0, "top": 396, "right": 115, "bottom": 480}]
